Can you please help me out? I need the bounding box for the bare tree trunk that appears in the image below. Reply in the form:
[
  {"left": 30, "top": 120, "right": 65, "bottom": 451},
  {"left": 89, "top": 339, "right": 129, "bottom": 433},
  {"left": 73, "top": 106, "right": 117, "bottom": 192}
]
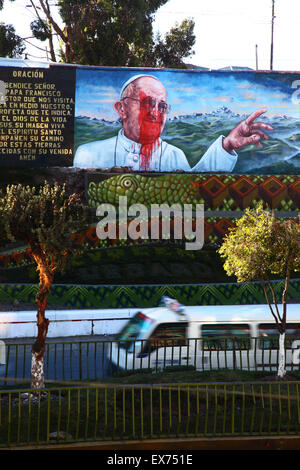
[
  {"left": 277, "top": 269, "right": 290, "bottom": 379},
  {"left": 31, "top": 351, "right": 45, "bottom": 389},
  {"left": 261, "top": 276, "right": 289, "bottom": 379},
  {"left": 45, "top": 0, "right": 56, "bottom": 62},
  {"left": 38, "top": 0, "right": 72, "bottom": 62},
  {"left": 31, "top": 264, "right": 52, "bottom": 389},
  {"left": 278, "top": 332, "right": 286, "bottom": 379},
  {"left": 48, "top": 30, "right": 56, "bottom": 62}
]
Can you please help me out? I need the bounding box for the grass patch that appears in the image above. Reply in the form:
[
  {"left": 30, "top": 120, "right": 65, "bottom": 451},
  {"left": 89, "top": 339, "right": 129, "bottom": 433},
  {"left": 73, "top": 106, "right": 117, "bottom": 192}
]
[
  {"left": 1, "top": 372, "right": 300, "bottom": 447},
  {"left": 99, "top": 367, "right": 300, "bottom": 385},
  {"left": 1, "top": 367, "right": 300, "bottom": 447},
  {"left": 2, "top": 367, "right": 300, "bottom": 391}
]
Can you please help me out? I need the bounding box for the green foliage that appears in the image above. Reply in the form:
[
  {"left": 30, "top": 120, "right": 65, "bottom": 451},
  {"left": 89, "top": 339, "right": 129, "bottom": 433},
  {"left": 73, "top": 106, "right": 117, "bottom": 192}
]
[
  {"left": 218, "top": 205, "right": 300, "bottom": 346},
  {"left": 0, "top": 183, "right": 88, "bottom": 276},
  {"left": 219, "top": 206, "right": 276, "bottom": 283},
  {"left": 0, "top": 22, "right": 25, "bottom": 58},
  {"left": 28, "top": 0, "right": 195, "bottom": 67},
  {"left": 218, "top": 205, "right": 300, "bottom": 284},
  {"left": 1, "top": 2, "right": 25, "bottom": 57},
  {"left": 152, "top": 19, "right": 196, "bottom": 68},
  {"left": 30, "top": 18, "right": 51, "bottom": 42}
]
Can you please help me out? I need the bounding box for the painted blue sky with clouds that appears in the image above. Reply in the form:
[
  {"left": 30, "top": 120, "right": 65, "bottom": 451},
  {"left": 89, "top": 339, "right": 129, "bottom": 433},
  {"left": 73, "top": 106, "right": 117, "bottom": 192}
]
[{"left": 75, "top": 67, "right": 300, "bottom": 121}]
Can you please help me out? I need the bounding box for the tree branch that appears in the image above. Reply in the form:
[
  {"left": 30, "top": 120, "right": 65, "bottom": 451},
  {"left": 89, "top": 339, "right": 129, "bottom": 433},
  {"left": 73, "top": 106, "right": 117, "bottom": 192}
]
[
  {"left": 267, "top": 278, "right": 282, "bottom": 322},
  {"left": 260, "top": 279, "right": 282, "bottom": 330},
  {"left": 281, "top": 267, "right": 290, "bottom": 331},
  {"left": 37, "top": 0, "right": 67, "bottom": 43},
  {"left": 45, "top": 0, "right": 56, "bottom": 61},
  {"left": 30, "top": 0, "right": 43, "bottom": 23}
]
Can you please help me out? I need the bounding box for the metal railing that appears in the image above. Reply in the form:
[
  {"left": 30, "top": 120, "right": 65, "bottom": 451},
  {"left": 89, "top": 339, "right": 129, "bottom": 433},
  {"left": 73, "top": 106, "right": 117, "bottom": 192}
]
[
  {"left": 0, "top": 381, "right": 300, "bottom": 447},
  {"left": 0, "top": 340, "right": 111, "bottom": 385},
  {"left": 0, "top": 336, "right": 300, "bottom": 385}
]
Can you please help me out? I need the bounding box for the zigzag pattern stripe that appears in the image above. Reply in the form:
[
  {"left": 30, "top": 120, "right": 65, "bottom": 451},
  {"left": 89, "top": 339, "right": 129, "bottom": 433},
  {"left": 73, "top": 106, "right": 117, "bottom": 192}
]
[{"left": 0, "top": 280, "right": 299, "bottom": 309}]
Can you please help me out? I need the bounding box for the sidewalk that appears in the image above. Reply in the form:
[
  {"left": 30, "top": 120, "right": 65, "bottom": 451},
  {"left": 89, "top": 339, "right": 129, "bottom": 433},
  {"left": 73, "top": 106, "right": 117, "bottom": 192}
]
[{"left": 3, "top": 334, "right": 115, "bottom": 344}]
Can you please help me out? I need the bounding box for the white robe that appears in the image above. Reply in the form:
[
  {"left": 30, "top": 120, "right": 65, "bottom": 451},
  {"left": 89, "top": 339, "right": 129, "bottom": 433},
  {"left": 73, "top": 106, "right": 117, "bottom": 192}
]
[{"left": 73, "top": 129, "right": 238, "bottom": 172}]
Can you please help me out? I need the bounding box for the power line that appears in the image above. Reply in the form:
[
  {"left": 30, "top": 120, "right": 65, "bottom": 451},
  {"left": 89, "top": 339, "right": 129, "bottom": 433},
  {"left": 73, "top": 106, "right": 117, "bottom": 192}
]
[
  {"left": 22, "top": 37, "right": 48, "bottom": 52},
  {"left": 22, "top": 33, "right": 58, "bottom": 39},
  {"left": 25, "top": 52, "right": 47, "bottom": 59},
  {"left": 157, "top": 10, "right": 272, "bottom": 19}
]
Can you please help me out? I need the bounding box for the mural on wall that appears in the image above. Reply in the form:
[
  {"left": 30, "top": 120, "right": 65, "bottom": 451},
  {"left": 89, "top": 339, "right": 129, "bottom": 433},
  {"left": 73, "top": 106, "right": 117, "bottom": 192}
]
[
  {"left": 74, "top": 68, "right": 300, "bottom": 174},
  {"left": 1, "top": 60, "right": 300, "bottom": 174},
  {"left": 0, "top": 62, "right": 76, "bottom": 166},
  {"left": 1, "top": 279, "right": 300, "bottom": 309},
  {"left": 2, "top": 61, "right": 300, "bottom": 292},
  {"left": 87, "top": 173, "right": 300, "bottom": 211}
]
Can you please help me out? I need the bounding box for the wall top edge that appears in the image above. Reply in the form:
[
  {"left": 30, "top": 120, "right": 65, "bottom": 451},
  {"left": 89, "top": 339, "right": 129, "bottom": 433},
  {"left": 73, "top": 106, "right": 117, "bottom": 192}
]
[{"left": 1, "top": 57, "right": 300, "bottom": 74}]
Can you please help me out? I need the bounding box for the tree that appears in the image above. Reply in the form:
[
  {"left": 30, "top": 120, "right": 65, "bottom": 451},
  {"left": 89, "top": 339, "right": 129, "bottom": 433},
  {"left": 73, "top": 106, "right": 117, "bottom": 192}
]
[
  {"left": 0, "top": 183, "right": 88, "bottom": 389},
  {"left": 27, "top": 0, "right": 56, "bottom": 62},
  {"left": 0, "top": 0, "right": 24, "bottom": 59},
  {"left": 150, "top": 19, "right": 196, "bottom": 68},
  {"left": 218, "top": 205, "right": 300, "bottom": 378},
  {"left": 23, "top": 0, "right": 195, "bottom": 67},
  {"left": 0, "top": 23, "right": 25, "bottom": 58}
]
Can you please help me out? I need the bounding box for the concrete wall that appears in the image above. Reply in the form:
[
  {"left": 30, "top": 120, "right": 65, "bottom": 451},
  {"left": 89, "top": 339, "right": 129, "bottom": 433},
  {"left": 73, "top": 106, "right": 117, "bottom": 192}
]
[{"left": 0, "top": 308, "right": 142, "bottom": 339}]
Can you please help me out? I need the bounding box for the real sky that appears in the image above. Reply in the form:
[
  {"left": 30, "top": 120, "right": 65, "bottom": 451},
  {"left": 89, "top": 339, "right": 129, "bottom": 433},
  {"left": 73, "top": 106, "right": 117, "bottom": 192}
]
[{"left": 1, "top": 0, "right": 300, "bottom": 72}]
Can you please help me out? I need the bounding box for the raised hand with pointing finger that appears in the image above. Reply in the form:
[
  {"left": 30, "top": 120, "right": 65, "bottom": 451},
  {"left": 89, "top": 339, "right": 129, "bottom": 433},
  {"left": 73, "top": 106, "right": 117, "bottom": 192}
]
[{"left": 222, "top": 108, "right": 274, "bottom": 154}]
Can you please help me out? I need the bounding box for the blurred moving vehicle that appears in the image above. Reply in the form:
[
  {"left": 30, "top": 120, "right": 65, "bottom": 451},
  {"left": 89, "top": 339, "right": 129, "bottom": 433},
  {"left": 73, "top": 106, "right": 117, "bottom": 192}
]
[{"left": 110, "top": 297, "right": 300, "bottom": 373}]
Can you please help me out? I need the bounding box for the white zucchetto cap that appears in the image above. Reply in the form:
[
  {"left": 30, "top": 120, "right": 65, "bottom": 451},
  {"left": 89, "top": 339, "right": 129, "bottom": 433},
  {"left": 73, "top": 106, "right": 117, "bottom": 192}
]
[{"left": 119, "top": 74, "right": 160, "bottom": 99}]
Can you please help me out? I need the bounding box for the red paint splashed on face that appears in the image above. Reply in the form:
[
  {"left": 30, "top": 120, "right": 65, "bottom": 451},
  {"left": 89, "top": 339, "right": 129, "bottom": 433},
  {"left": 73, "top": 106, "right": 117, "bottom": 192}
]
[{"left": 138, "top": 90, "right": 164, "bottom": 170}]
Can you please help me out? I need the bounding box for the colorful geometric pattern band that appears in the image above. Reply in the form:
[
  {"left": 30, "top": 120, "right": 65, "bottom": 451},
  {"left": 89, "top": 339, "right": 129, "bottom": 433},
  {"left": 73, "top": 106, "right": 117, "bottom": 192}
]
[
  {"left": 0, "top": 280, "right": 300, "bottom": 309},
  {"left": 87, "top": 173, "right": 300, "bottom": 211}
]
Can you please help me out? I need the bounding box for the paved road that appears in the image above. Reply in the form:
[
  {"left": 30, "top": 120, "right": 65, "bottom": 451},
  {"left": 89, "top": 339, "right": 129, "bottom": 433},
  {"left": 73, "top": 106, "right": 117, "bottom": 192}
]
[{"left": 0, "top": 335, "right": 114, "bottom": 385}]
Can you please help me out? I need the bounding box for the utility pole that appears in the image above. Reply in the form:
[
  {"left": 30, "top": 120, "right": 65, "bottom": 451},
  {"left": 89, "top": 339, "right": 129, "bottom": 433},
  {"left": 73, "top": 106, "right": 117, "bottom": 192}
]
[
  {"left": 255, "top": 44, "right": 258, "bottom": 71},
  {"left": 270, "top": 0, "right": 275, "bottom": 70}
]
